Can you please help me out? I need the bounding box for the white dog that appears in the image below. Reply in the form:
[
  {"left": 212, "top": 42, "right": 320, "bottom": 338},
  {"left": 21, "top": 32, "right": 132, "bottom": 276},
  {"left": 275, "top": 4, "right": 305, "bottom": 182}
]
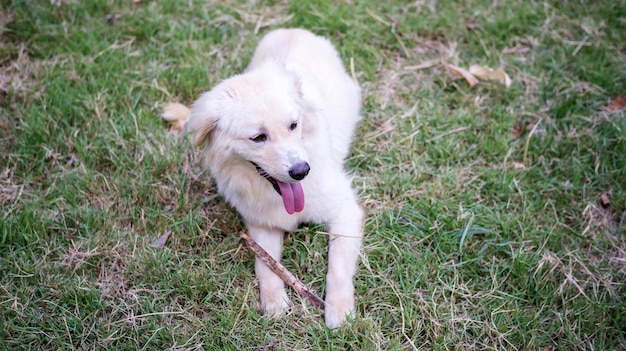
[{"left": 162, "top": 29, "right": 363, "bottom": 328}]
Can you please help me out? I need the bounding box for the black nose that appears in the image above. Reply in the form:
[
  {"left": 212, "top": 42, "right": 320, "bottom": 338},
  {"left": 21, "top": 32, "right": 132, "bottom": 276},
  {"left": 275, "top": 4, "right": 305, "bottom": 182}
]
[{"left": 289, "top": 162, "right": 310, "bottom": 181}]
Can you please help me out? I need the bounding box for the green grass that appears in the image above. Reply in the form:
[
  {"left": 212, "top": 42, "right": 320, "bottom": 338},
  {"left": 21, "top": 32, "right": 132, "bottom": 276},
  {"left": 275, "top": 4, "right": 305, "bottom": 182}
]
[{"left": 1, "top": 0, "right": 625, "bottom": 349}]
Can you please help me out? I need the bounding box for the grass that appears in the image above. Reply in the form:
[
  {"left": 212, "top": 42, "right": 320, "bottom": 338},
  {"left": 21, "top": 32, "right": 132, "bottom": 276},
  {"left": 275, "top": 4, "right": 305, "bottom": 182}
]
[{"left": 1, "top": 0, "right": 625, "bottom": 349}]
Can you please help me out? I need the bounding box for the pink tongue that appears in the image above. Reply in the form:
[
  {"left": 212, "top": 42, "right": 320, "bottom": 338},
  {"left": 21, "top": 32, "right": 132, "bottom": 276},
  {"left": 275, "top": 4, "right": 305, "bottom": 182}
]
[{"left": 276, "top": 181, "right": 305, "bottom": 214}]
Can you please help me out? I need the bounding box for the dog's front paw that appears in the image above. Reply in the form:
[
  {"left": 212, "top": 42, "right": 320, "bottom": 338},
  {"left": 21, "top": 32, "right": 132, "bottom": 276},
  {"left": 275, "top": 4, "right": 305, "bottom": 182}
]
[
  {"left": 324, "top": 293, "right": 355, "bottom": 328},
  {"left": 260, "top": 289, "right": 290, "bottom": 318}
]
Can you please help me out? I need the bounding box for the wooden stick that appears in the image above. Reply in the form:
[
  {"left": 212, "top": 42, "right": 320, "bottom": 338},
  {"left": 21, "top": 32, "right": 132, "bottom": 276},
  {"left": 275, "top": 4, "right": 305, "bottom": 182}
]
[{"left": 238, "top": 231, "right": 325, "bottom": 311}]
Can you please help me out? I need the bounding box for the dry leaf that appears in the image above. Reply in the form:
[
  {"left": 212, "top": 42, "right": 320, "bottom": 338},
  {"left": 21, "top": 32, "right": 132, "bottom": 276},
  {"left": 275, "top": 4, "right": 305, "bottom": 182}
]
[
  {"left": 513, "top": 123, "right": 522, "bottom": 139},
  {"left": 513, "top": 118, "right": 532, "bottom": 139},
  {"left": 445, "top": 63, "right": 479, "bottom": 87},
  {"left": 469, "top": 65, "right": 512, "bottom": 88},
  {"left": 608, "top": 95, "right": 626, "bottom": 110},
  {"left": 106, "top": 13, "right": 122, "bottom": 25},
  {"left": 513, "top": 162, "right": 526, "bottom": 169},
  {"left": 152, "top": 231, "right": 172, "bottom": 248},
  {"left": 600, "top": 193, "right": 610, "bottom": 208}
]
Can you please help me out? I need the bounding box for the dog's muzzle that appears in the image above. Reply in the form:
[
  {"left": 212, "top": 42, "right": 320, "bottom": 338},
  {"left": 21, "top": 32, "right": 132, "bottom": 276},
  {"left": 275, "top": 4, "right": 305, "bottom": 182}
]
[{"left": 250, "top": 162, "right": 307, "bottom": 214}]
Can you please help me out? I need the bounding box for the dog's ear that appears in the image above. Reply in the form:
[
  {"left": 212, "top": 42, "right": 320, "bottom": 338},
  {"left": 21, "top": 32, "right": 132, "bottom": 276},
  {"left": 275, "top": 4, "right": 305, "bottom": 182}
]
[
  {"left": 289, "top": 74, "right": 317, "bottom": 123},
  {"left": 289, "top": 72, "right": 305, "bottom": 99},
  {"left": 188, "top": 92, "right": 219, "bottom": 146},
  {"left": 293, "top": 75, "right": 304, "bottom": 98}
]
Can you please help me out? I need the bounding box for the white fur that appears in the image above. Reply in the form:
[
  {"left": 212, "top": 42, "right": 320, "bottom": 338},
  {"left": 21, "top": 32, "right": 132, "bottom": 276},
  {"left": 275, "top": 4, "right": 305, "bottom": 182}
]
[{"left": 167, "top": 29, "right": 363, "bottom": 328}]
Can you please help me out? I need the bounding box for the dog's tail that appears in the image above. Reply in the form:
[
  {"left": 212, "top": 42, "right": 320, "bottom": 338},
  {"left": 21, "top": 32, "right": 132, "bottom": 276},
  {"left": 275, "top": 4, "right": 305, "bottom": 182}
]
[{"left": 161, "top": 103, "right": 191, "bottom": 133}]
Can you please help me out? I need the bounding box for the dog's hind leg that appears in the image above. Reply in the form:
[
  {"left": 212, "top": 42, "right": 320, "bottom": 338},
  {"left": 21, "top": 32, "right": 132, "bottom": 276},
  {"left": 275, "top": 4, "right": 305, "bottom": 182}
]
[
  {"left": 246, "top": 223, "right": 290, "bottom": 318},
  {"left": 324, "top": 198, "right": 364, "bottom": 328}
]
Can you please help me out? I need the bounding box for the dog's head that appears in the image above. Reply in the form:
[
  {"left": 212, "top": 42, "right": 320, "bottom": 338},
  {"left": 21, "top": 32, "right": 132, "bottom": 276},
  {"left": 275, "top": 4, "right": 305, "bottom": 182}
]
[{"left": 188, "top": 64, "right": 312, "bottom": 214}]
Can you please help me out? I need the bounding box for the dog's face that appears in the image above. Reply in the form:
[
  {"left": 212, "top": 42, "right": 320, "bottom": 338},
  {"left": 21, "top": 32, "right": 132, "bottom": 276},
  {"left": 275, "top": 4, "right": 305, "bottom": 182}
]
[
  {"left": 225, "top": 91, "right": 308, "bottom": 184},
  {"left": 189, "top": 67, "right": 311, "bottom": 185}
]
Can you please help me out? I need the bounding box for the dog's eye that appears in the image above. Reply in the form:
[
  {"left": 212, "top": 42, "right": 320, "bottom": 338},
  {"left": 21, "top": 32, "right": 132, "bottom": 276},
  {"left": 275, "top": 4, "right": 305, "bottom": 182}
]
[
  {"left": 250, "top": 134, "right": 267, "bottom": 143},
  {"left": 289, "top": 121, "right": 298, "bottom": 131}
]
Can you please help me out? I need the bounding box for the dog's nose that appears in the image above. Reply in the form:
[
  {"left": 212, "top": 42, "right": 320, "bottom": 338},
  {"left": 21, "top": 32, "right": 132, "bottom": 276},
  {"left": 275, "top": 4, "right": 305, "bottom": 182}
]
[{"left": 289, "top": 162, "right": 310, "bottom": 181}]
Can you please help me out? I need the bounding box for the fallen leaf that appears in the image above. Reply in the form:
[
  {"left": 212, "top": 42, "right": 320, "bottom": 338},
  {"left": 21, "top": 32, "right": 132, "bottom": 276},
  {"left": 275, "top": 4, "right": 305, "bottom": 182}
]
[
  {"left": 152, "top": 231, "right": 172, "bottom": 248},
  {"left": 513, "top": 118, "right": 532, "bottom": 139},
  {"left": 372, "top": 118, "right": 394, "bottom": 133},
  {"left": 469, "top": 65, "right": 512, "bottom": 87},
  {"left": 608, "top": 95, "right": 626, "bottom": 110},
  {"left": 373, "top": 119, "right": 385, "bottom": 128},
  {"left": 106, "top": 13, "right": 122, "bottom": 25},
  {"left": 513, "top": 162, "right": 526, "bottom": 169},
  {"left": 444, "top": 63, "right": 479, "bottom": 87},
  {"left": 600, "top": 193, "right": 610, "bottom": 208}
]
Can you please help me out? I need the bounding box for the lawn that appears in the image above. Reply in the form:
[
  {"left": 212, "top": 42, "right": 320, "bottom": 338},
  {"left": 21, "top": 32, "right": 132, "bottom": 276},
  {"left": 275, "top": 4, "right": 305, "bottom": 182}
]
[{"left": 1, "top": 0, "right": 625, "bottom": 350}]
